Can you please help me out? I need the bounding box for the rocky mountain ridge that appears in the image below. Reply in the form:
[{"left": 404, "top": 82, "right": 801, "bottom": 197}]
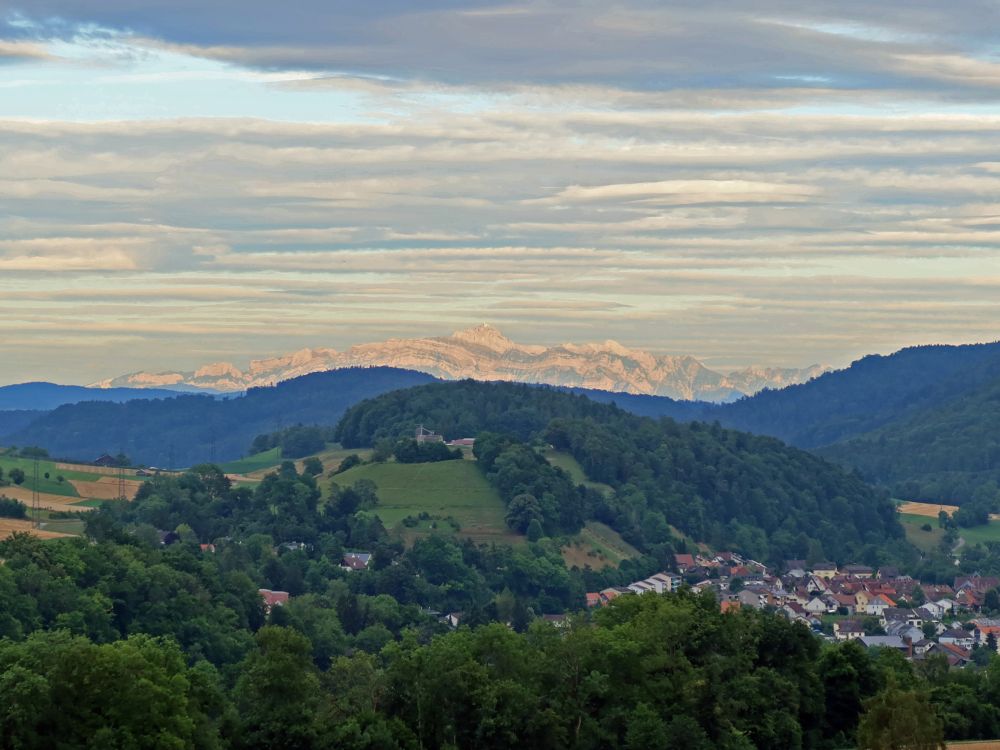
[{"left": 91, "top": 324, "right": 828, "bottom": 401}]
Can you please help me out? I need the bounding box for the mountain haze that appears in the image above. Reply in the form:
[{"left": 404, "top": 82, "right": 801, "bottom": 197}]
[{"left": 92, "top": 324, "right": 827, "bottom": 401}]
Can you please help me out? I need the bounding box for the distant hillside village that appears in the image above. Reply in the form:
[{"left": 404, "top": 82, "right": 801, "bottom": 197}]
[
  {"left": 590, "top": 554, "right": 1000, "bottom": 668},
  {"left": 247, "top": 538, "right": 1000, "bottom": 667}
]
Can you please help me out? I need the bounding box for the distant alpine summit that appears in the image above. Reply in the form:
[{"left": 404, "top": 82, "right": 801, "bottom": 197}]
[{"left": 91, "top": 324, "right": 827, "bottom": 401}]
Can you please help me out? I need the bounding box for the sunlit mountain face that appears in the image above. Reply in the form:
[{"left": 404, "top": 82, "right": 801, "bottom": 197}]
[{"left": 92, "top": 324, "right": 828, "bottom": 401}]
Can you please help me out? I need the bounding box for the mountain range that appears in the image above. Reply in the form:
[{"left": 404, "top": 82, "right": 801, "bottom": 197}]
[{"left": 90, "top": 324, "right": 828, "bottom": 402}]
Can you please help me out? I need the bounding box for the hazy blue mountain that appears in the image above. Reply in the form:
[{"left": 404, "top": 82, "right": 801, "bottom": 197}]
[
  {"left": 5, "top": 368, "right": 436, "bottom": 467},
  {"left": 0, "top": 410, "right": 47, "bottom": 436},
  {"left": 0, "top": 382, "right": 199, "bottom": 412},
  {"left": 682, "top": 342, "right": 1000, "bottom": 448}
]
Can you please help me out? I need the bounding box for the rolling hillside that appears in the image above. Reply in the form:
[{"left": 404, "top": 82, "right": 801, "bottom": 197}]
[{"left": 334, "top": 379, "right": 905, "bottom": 566}]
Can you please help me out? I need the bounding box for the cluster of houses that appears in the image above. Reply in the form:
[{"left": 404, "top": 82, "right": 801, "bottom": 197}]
[
  {"left": 587, "top": 553, "right": 1000, "bottom": 667},
  {"left": 256, "top": 550, "right": 373, "bottom": 613}
]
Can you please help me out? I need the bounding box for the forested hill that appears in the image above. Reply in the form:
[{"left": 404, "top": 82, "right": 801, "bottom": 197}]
[
  {"left": 818, "top": 373, "right": 1000, "bottom": 504},
  {"left": 0, "top": 381, "right": 192, "bottom": 411},
  {"left": 699, "top": 341, "right": 1000, "bottom": 449},
  {"left": 336, "top": 380, "right": 906, "bottom": 566},
  {"left": 4, "top": 368, "right": 435, "bottom": 467}
]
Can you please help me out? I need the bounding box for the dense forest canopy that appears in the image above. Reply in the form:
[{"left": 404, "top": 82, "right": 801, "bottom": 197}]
[
  {"left": 336, "top": 380, "right": 906, "bottom": 567},
  {"left": 817, "top": 373, "right": 1000, "bottom": 505},
  {"left": 698, "top": 342, "right": 1000, "bottom": 449},
  {"left": 1, "top": 419, "right": 999, "bottom": 746}
]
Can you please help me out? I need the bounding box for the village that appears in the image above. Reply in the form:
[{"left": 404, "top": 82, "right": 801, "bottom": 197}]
[{"left": 588, "top": 553, "right": 1000, "bottom": 667}]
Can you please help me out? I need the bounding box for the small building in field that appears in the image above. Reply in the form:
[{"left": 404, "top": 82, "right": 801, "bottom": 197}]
[
  {"left": 94, "top": 454, "right": 118, "bottom": 467},
  {"left": 415, "top": 425, "right": 444, "bottom": 444}
]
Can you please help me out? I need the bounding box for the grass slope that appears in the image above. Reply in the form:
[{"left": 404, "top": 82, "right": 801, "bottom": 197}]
[
  {"left": 562, "top": 521, "right": 639, "bottom": 570},
  {"left": 544, "top": 450, "right": 614, "bottom": 495},
  {"left": 218, "top": 448, "right": 282, "bottom": 475},
  {"left": 0, "top": 454, "right": 81, "bottom": 497},
  {"left": 332, "top": 460, "right": 513, "bottom": 543}
]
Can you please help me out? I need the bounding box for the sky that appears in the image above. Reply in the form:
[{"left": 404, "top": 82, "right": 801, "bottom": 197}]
[{"left": 2, "top": 1, "right": 1000, "bottom": 385}]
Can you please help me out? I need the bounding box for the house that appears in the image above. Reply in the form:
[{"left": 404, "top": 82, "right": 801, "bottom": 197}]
[
  {"left": 920, "top": 600, "right": 952, "bottom": 620},
  {"left": 541, "top": 614, "right": 569, "bottom": 628},
  {"left": 782, "top": 602, "right": 808, "bottom": 621},
  {"left": 812, "top": 562, "right": 838, "bottom": 579},
  {"left": 586, "top": 592, "right": 601, "bottom": 608},
  {"left": 444, "top": 612, "right": 463, "bottom": 628},
  {"left": 674, "top": 554, "right": 696, "bottom": 573},
  {"left": 939, "top": 628, "right": 975, "bottom": 650},
  {"left": 955, "top": 575, "right": 1000, "bottom": 594},
  {"left": 599, "top": 587, "right": 628, "bottom": 605},
  {"left": 922, "top": 583, "right": 955, "bottom": 601},
  {"left": 804, "top": 597, "right": 829, "bottom": 615},
  {"left": 342, "top": 551, "right": 373, "bottom": 571},
  {"left": 886, "top": 622, "right": 924, "bottom": 645},
  {"left": 720, "top": 600, "right": 741, "bottom": 614},
  {"left": 935, "top": 642, "right": 973, "bottom": 668},
  {"left": 785, "top": 560, "right": 807, "bottom": 576},
  {"left": 971, "top": 618, "right": 1000, "bottom": 648},
  {"left": 864, "top": 594, "right": 895, "bottom": 617},
  {"left": 834, "top": 620, "right": 865, "bottom": 641},
  {"left": 259, "top": 588, "right": 289, "bottom": 614},
  {"left": 199, "top": 543, "right": 216, "bottom": 554},
  {"left": 859, "top": 635, "right": 909, "bottom": 653},
  {"left": 446, "top": 437, "right": 476, "bottom": 447},
  {"left": 628, "top": 580, "right": 656, "bottom": 596},
  {"left": 877, "top": 566, "right": 900, "bottom": 580},
  {"left": 843, "top": 564, "right": 874, "bottom": 579},
  {"left": 94, "top": 453, "right": 118, "bottom": 467},
  {"left": 649, "top": 572, "right": 682, "bottom": 593},
  {"left": 831, "top": 593, "right": 857, "bottom": 614},
  {"left": 882, "top": 608, "right": 923, "bottom": 629}
]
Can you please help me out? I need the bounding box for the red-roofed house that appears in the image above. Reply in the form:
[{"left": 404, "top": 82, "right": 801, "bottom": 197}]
[
  {"left": 259, "top": 588, "right": 289, "bottom": 614},
  {"left": 586, "top": 592, "right": 601, "bottom": 608},
  {"left": 674, "top": 554, "right": 696, "bottom": 573}
]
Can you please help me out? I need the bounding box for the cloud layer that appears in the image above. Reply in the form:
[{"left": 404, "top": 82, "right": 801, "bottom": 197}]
[{"left": 1, "top": 3, "right": 1000, "bottom": 384}]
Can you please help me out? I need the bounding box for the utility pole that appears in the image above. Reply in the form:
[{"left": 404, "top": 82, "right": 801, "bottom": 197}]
[
  {"left": 117, "top": 446, "right": 126, "bottom": 501},
  {"left": 32, "top": 456, "right": 40, "bottom": 529}
]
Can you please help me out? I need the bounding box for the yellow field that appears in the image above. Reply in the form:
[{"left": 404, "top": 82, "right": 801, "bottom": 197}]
[
  {"left": 898, "top": 500, "right": 1000, "bottom": 523},
  {"left": 898, "top": 501, "right": 959, "bottom": 517},
  {"left": 1, "top": 486, "right": 95, "bottom": 513},
  {"left": 69, "top": 477, "right": 141, "bottom": 501},
  {"left": 0, "top": 518, "right": 73, "bottom": 540}
]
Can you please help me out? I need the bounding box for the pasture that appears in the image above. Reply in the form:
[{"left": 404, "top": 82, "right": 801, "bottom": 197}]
[
  {"left": 332, "top": 459, "right": 514, "bottom": 544},
  {"left": 562, "top": 521, "right": 639, "bottom": 570},
  {"left": 544, "top": 450, "right": 614, "bottom": 495}
]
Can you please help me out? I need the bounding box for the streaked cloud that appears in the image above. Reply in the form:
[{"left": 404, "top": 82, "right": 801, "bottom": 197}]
[{"left": 1, "top": 3, "right": 1000, "bottom": 384}]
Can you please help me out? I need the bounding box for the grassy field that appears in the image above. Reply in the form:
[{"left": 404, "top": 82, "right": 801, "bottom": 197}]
[
  {"left": 544, "top": 450, "right": 614, "bottom": 495},
  {"left": 218, "top": 448, "right": 282, "bottom": 475},
  {"left": 957, "top": 522, "right": 1000, "bottom": 547},
  {"left": 899, "top": 512, "right": 946, "bottom": 553},
  {"left": 332, "top": 459, "right": 515, "bottom": 544},
  {"left": 562, "top": 521, "right": 639, "bottom": 570},
  {"left": 218, "top": 444, "right": 376, "bottom": 480},
  {"left": 898, "top": 508, "right": 1000, "bottom": 552},
  {"left": 0, "top": 454, "right": 82, "bottom": 497}
]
